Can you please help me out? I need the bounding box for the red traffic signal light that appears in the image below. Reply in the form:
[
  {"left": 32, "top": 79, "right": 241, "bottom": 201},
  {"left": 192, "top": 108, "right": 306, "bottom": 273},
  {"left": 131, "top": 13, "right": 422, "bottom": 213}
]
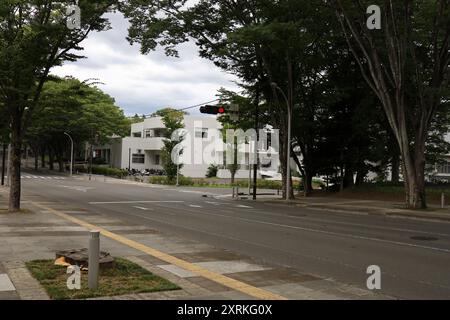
[{"left": 200, "top": 105, "right": 226, "bottom": 115}]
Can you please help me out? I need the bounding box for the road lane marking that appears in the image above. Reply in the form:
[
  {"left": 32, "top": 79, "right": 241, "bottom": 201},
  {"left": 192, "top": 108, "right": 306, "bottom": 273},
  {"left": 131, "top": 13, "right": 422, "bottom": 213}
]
[
  {"left": 189, "top": 205, "right": 202, "bottom": 208},
  {"left": 205, "top": 201, "right": 221, "bottom": 206},
  {"left": 133, "top": 202, "right": 450, "bottom": 254},
  {"left": 58, "top": 185, "right": 94, "bottom": 193},
  {"left": 133, "top": 206, "right": 153, "bottom": 211},
  {"left": 237, "top": 205, "right": 253, "bottom": 208},
  {"left": 89, "top": 200, "right": 184, "bottom": 205},
  {"left": 31, "top": 201, "right": 286, "bottom": 300}
]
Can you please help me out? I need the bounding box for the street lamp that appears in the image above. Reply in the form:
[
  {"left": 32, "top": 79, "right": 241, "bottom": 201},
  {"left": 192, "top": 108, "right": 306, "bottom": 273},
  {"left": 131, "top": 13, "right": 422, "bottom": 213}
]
[
  {"left": 271, "top": 82, "right": 292, "bottom": 201},
  {"left": 64, "top": 132, "right": 74, "bottom": 177}
]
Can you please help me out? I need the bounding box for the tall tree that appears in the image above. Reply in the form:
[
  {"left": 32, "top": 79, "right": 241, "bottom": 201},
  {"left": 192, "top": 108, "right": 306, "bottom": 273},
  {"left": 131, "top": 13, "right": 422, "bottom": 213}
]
[
  {"left": 157, "top": 108, "right": 185, "bottom": 183},
  {"left": 331, "top": 0, "right": 450, "bottom": 208},
  {"left": 26, "top": 77, "right": 130, "bottom": 171},
  {"left": 0, "top": 0, "right": 115, "bottom": 211}
]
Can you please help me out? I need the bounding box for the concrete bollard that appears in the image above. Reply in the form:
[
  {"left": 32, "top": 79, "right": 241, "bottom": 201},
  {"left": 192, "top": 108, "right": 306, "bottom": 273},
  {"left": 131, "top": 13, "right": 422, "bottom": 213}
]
[
  {"left": 88, "top": 230, "right": 100, "bottom": 290},
  {"left": 441, "top": 193, "right": 445, "bottom": 209}
]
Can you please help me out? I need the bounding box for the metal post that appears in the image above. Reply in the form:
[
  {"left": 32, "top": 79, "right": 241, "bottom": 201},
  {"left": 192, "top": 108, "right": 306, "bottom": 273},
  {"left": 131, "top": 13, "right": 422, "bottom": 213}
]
[
  {"left": 128, "top": 148, "right": 131, "bottom": 171},
  {"left": 88, "top": 230, "right": 100, "bottom": 290},
  {"left": 176, "top": 164, "right": 179, "bottom": 186},
  {"left": 89, "top": 144, "right": 93, "bottom": 181},
  {"left": 286, "top": 107, "right": 292, "bottom": 201},
  {"left": 248, "top": 154, "right": 251, "bottom": 196},
  {"left": 6, "top": 143, "right": 11, "bottom": 186},
  {"left": 441, "top": 193, "right": 445, "bottom": 209},
  {"left": 1, "top": 144, "right": 6, "bottom": 186},
  {"left": 64, "top": 132, "right": 74, "bottom": 177}
]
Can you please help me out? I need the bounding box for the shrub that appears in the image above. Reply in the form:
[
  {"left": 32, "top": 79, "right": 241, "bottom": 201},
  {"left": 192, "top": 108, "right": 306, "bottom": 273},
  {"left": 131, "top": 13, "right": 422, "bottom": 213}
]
[
  {"left": 205, "top": 164, "right": 218, "bottom": 178},
  {"left": 149, "top": 176, "right": 170, "bottom": 185},
  {"left": 91, "top": 166, "right": 128, "bottom": 178}
]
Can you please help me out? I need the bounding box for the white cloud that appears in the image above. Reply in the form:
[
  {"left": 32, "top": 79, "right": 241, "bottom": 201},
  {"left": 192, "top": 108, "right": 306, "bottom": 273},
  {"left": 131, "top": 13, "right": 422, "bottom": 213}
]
[{"left": 51, "top": 12, "right": 239, "bottom": 116}]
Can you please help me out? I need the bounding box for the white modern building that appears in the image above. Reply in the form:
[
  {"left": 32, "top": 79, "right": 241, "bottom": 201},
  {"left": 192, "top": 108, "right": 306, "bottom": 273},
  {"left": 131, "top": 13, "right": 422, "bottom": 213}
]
[{"left": 94, "top": 115, "right": 281, "bottom": 179}]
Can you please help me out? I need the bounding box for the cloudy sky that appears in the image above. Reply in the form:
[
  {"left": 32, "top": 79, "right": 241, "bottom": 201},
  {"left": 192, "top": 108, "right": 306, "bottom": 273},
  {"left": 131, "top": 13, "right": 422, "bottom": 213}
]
[{"left": 51, "top": 12, "right": 239, "bottom": 116}]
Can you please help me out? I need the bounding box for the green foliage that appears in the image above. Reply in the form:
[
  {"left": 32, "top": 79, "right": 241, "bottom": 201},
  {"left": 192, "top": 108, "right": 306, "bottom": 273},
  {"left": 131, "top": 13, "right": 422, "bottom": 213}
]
[
  {"left": 0, "top": 0, "right": 116, "bottom": 209},
  {"left": 25, "top": 77, "right": 130, "bottom": 169},
  {"left": 158, "top": 108, "right": 185, "bottom": 182},
  {"left": 206, "top": 164, "right": 219, "bottom": 178},
  {"left": 149, "top": 176, "right": 299, "bottom": 190},
  {"left": 92, "top": 166, "right": 128, "bottom": 178},
  {"left": 121, "top": 0, "right": 450, "bottom": 202},
  {"left": 76, "top": 165, "right": 128, "bottom": 178}
]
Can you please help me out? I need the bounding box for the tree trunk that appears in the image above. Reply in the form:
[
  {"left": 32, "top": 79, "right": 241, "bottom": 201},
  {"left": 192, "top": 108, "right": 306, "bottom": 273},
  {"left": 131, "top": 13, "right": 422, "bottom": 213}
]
[
  {"left": 57, "top": 151, "right": 64, "bottom": 173},
  {"left": 49, "top": 148, "right": 54, "bottom": 170},
  {"left": 230, "top": 171, "right": 235, "bottom": 184},
  {"left": 9, "top": 112, "right": 22, "bottom": 212},
  {"left": 40, "top": 147, "right": 46, "bottom": 168},
  {"left": 391, "top": 155, "right": 400, "bottom": 183},
  {"left": 401, "top": 147, "right": 426, "bottom": 209},
  {"left": 306, "top": 174, "right": 313, "bottom": 194},
  {"left": 344, "top": 167, "right": 354, "bottom": 188},
  {"left": 355, "top": 169, "right": 366, "bottom": 186},
  {"left": 34, "top": 147, "right": 38, "bottom": 171}
]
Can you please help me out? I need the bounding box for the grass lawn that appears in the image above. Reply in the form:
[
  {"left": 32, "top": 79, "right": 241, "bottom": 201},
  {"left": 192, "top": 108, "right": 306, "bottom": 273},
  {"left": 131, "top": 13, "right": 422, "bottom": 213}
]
[
  {"left": 26, "top": 257, "right": 180, "bottom": 300},
  {"left": 316, "top": 183, "right": 450, "bottom": 205}
]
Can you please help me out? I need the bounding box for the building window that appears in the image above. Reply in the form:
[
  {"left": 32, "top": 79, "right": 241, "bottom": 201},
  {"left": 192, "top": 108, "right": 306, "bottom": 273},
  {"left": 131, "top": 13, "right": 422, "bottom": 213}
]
[
  {"left": 132, "top": 154, "right": 145, "bottom": 164},
  {"left": 144, "top": 129, "right": 153, "bottom": 138},
  {"left": 437, "top": 161, "right": 450, "bottom": 174},
  {"left": 132, "top": 132, "right": 142, "bottom": 138},
  {"left": 154, "top": 154, "right": 161, "bottom": 165},
  {"left": 195, "top": 128, "right": 208, "bottom": 139}
]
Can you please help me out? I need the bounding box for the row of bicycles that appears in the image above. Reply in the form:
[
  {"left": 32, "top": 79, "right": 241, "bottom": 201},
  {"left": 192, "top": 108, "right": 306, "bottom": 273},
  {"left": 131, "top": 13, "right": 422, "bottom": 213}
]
[{"left": 127, "top": 168, "right": 166, "bottom": 176}]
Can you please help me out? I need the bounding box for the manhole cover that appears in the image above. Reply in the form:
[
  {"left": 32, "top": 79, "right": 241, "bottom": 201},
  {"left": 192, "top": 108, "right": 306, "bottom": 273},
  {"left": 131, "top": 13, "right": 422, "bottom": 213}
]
[{"left": 410, "top": 236, "right": 439, "bottom": 241}]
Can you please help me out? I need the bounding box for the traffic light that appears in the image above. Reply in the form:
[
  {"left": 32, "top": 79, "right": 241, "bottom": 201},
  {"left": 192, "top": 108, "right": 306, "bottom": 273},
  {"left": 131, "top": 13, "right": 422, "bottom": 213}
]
[{"left": 200, "top": 105, "right": 226, "bottom": 115}]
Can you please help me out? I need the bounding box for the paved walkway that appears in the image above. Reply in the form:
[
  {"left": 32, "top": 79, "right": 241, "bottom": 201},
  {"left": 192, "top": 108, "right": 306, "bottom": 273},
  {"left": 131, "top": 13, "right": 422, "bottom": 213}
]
[{"left": 0, "top": 186, "right": 389, "bottom": 300}]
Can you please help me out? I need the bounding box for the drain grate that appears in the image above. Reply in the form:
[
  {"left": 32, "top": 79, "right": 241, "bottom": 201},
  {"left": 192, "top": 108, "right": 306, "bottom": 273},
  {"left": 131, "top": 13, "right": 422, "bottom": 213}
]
[{"left": 410, "top": 236, "right": 439, "bottom": 241}]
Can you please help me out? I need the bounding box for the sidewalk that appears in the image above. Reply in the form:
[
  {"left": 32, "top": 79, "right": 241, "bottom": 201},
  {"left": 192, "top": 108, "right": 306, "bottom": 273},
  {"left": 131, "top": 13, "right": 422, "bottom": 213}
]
[
  {"left": 256, "top": 195, "right": 450, "bottom": 222},
  {"left": 0, "top": 186, "right": 391, "bottom": 300}
]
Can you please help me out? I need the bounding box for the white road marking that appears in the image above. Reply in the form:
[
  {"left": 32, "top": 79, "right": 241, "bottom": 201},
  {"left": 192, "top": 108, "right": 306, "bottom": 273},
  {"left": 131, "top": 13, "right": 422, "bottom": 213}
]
[
  {"left": 135, "top": 204, "right": 450, "bottom": 254},
  {"left": 133, "top": 206, "right": 153, "bottom": 211},
  {"left": 237, "top": 205, "right": 253, "bottom": 208},
  {"left": 89, "top": 200, "right": 184, "bottom": 205},
  {"left": 19, "top": 175, "right": 66, "bottom": 180},
  {"left": 214, "top": 194, "right": 233, "bottom": 198},
  {"left": 201, "top": 211, "right": 450, "bottom": 253},
  {"left": 205, "top": 201, "right": 221, "bottom": 206},
  {"left": 58, "top": 185, "right": 94, "bottom": 192},
  {"left": 189, "top": 205, "right": 202, "bottom": 208}
]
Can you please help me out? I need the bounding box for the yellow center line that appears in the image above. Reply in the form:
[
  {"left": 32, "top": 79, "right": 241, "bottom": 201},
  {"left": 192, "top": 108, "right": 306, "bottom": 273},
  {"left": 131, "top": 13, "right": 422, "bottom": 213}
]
[{"left": 31, "top": 201, "right": 287, "bottom": 300}]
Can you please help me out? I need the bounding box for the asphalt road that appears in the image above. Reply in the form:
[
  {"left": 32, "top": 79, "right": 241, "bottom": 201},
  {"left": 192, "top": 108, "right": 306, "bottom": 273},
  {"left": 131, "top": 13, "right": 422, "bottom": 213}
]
[{"left": 19, "top": 173, "right": 450, "bottom": 299}]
